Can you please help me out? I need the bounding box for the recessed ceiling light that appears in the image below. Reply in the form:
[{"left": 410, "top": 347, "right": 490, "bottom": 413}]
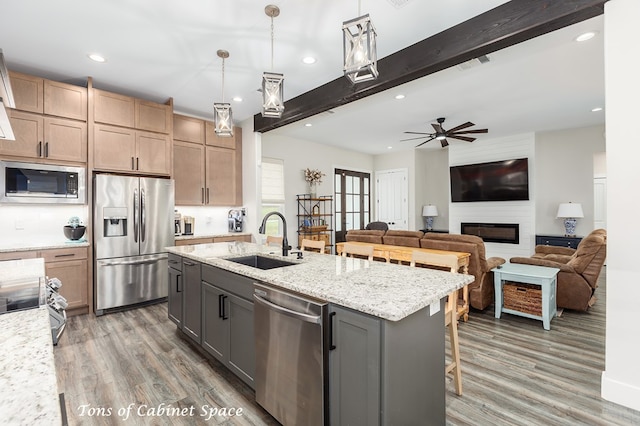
[
  {"left": 592, "top": 107, "right": 603, "bottom": 112},
  {"left": 395, "top": 94, "right": 405, "bottom": 100},
  {"left": 304, "top": 123, "right": 312, "bottom": 127},
  {"left": 302, "top": 56, "right": 316, "bottom": 64},
  {"left": 88, "top": 53, "right": 106, "bottom": 63},
  {"left": 232, "top": 96, "right": 243, "bottom": 102},
  {"left": 575, "top": 31, "right": 597, "bottom": 42},
  {"left": 387, "top": 146, "right": 393, "bottom": 149}
]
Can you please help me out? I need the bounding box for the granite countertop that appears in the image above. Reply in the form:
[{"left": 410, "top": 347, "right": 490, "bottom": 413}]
[
  {"left": 0, "top": 259, "right": 62, "bottom": 425},
  {"left": 0, "top": 239, "right": 89, "bottom": 253},
  {"left": 175, "top": 232, "right": 252, "bottom": 240},
  {"left": 167, "top": 242, "right": 474, "bottom": 322}
]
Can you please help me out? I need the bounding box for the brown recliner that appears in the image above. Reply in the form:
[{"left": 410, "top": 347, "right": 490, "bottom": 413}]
[
  {"left": 510, "top": 229, "right": 607, "bottom": 311},
  {"left": 420, "top": 234, "right": 506, "bottom": 310}
]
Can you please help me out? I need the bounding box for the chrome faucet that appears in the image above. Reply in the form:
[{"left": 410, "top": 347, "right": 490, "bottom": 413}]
[{"left": 259, "top": 212, "right": 291, "bottom": 257}]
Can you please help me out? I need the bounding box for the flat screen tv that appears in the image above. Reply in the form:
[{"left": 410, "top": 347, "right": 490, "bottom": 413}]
[{"left": 450, "top": 158, "right": 529, "bottom": 202}]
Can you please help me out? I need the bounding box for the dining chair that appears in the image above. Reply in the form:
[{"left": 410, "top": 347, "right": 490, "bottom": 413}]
[
  {"left": 341, "top": 242, "right": 374, "bottom": 261},
  {"left": 300, "top": 238, "right": 326, "bottom": 253},
  {"left": 410, "top": 250, "right": 463, "bottom": 396}
]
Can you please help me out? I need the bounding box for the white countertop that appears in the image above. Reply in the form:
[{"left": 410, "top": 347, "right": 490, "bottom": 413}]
[
  {"left": 0, "top": 238, "right": 89, "bottom": 253},
  {"left": 167, "top": 242, "right": 474, "bottom": 322},
  {"left": 175, "top": 232, "right": 251, "bottom": 240},
  {"left": 0, "top": 259, "right": 61, "bottom": 425}
]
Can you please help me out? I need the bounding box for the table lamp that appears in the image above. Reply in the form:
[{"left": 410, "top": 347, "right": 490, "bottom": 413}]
[
  {"left": 422, "top": 205, "right": 439, "bottom": 231},
  {"left": 556, "top": 202, "right": 583, "bottom": 237}
]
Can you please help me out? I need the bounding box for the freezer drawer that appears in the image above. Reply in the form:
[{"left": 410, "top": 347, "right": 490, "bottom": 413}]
[{"left": 95, "top": 253, "right": 168, "bottom": 313}]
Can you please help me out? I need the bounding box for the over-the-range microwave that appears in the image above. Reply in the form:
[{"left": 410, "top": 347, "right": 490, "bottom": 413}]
[{"left": 0, "top": 160, "right": 86, "bottom": 204}]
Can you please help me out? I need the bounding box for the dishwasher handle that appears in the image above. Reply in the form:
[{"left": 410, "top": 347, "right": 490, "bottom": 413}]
[{"left": 253, "top": 293, "right": 322, "bottom": 324}]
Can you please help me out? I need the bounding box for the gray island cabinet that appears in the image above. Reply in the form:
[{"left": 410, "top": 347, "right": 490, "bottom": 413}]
[{"left": 166, "top": 242, "right": 473, "bottom": 425}]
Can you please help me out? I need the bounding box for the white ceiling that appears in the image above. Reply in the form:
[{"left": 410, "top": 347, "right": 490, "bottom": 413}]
[{"left": 0, "top": 1, "right": 603, "bottom": 155}]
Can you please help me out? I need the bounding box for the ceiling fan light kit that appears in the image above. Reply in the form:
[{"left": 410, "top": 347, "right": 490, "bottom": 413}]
[
  {"left": 214, "top": 49, "right": 234, "bottom": 137},
  {"left": 262, "top": 4, "right": 285, "bottom": 118},
  {"left": 402, "top": 117, "right": 488, "bottom": 148},
  {"left": 342, "top": 12, "right": 378, "bottom": 84}
]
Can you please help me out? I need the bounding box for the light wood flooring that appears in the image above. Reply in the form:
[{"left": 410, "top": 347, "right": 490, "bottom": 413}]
[{"left": 54, "top": 267, "right": 640, "bottom": 425}]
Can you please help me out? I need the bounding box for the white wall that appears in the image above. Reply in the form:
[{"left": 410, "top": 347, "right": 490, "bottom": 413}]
[
  {"left": 261, "top": 133, "right": 373, "bottom": 247},
  {"left": 416, "top": 148, "right": 449, "bottom": 231},
  {"left": 448, "top": 133, "right": 536, "bottom": 260},
  {"left": 601, "top": 0, "right": 640, "bottom": 411},
  {"left": 0, "top": 205, "right": 88, "bottom": 247},
  {"left": 535, "top": 125, "right": 605, "bottom": 236}
]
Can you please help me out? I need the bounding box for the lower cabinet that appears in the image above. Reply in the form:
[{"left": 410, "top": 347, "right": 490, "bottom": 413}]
[
  {"left": 201, "top": 265, "right": 255, "bottom": 389},
  {"left": 182, "top": 258, "right": 202, "bottom": 344},
  {"left": 329, "top": 302, "right": 446, "bottom": 426},
  {"left": 167, "top": 254, "right": 183, "bottom": 327}
]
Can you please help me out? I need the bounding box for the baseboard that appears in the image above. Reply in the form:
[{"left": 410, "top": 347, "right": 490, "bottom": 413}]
[{"left": 601, "top": 370, "right": 640, "bottom": 412}]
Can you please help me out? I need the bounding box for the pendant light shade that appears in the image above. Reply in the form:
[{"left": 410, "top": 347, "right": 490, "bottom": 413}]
[
  {"left": 262, "top": 4, "right": 284, "bottom": 118},
  {"left": 214, "top": 49, "right": 233, "bottom": 137},
  {"left": 342, "top": 13, "right": 378, "bottom": 84}
]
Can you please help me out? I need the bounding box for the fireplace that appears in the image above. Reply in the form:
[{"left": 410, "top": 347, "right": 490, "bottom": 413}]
[{"left": 461, "top": 222, "right": 519, "bottom": 244}]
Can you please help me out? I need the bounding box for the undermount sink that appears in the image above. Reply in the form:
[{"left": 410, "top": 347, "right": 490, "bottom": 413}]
[{"left": 226, "top": 255, "right": 297, "bottom": 270}]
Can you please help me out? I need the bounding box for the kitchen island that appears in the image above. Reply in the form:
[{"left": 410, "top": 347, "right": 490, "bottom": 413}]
[{"left": 166, "top": 241, "right": 474, "bottom": 425}]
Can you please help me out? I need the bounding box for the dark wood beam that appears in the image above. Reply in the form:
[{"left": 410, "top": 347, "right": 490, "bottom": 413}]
[{"left": 254, "top": 0, "right": 606, "bottom": 133}]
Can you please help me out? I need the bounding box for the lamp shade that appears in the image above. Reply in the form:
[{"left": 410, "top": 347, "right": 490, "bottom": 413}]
[
  {"left": 422, "top": 205, "right": 439, "bottom": 217},
  {"left": 556, "top": 202, "right": 584, "bottom": 218}
]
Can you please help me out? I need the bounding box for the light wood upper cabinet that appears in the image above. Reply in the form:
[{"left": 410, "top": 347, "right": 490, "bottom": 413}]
[
  {"left": 206, "top": 145, "right": 237, "bottom": 206},
  {"left": 136, "top": 100, "right": 171, "bottom": 134},
  {"left": 174, "top": 114, "right": 205, "bottom": 144},
  {"left": 94, "top": 124, "right": 170, "bottom": 176},
  {"left": 9, "top": 71, "right": 87, "bottom": 121},
  {"left": 2, "top": 110, "right": 87, "bottom": 163},
  {"left": 205, "top": 121, "right": 236, "bottom": 149},
  {"left": 173, "top": 140, "right": 206, "bottom": 205},
  {"left": 93, "top": 89, "right": 135, "bottom": 128}
]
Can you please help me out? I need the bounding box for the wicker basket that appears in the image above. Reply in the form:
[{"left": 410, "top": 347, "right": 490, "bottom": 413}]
[{"left": 503, "top": 282, "right": 542, "bottom": 316}]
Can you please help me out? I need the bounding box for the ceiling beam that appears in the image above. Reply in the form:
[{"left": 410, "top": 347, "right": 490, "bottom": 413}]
[{"left": 254, "top": 0, "right": 606, "bottom": 133}]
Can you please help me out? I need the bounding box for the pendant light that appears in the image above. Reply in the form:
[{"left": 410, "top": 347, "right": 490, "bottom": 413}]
[
  {"left": 214, "top": 49, "right": 233, "bottom": 137},
  {"left": 262, "top": 4, "right": 285, "bottom": 118},
  {"left": 342, "top": 0, "right": 378, "bottom": 84}
]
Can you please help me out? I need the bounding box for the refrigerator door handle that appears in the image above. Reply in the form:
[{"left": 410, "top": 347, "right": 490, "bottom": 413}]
[
  {"left": 141, "top": 188, "right": 146, "bottom": 242},
  {"left": 100, "top": 258, "right": 162, "bottom": 267},
  {"left": 133, "top": 188, "right": 139, "bottom": 243}
]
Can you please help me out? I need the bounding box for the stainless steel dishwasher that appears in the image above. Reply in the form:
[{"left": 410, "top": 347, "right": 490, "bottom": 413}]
[{"left": 253, "top": 283, "right": 328, "bottom": 426}]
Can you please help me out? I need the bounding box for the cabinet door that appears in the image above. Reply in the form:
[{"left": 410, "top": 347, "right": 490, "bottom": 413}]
[
  {"left": 136, "top": 131, "right": 171, "bottom": 175},
  {"left": 45, "top": 259, "right": 88, "bottom": 311},
  {"left": 329, "top": 305, "right": 381, "bottom": 426},
  {"left": 173, "top": 141, "right": 205, "bottom": 205},
  {"left": 135, "top": 99, "right": 171, "bottom": 134},
  {"left": 227, "top": 293, "right": 255, "bottom": 387},
  {"left": 202, "top": 282, "right": 227, "bottom": 362},
  {"left": 93, "top": 124, "right": 136, "bottom": 172},
  {"left": 44, "top": 117, "right": 87, "bottom": 163},
  {"left": 9, "top": 71, "right": 44, "bottom": 113},
  {"left": 174, "top": 114, "right": 205, "bottom": 143},
  {"left": 205, "top": 146, "right": 236, "bottom": 206},
  {"left": 44, "top": 80, "right": 87, "bottom": 121},
  {"left": 93, "top": 89, "right": 135, "bottom": 128},
  {"left": 168, "top": 265, "right": 183, "bottom": 327},
  {"left": 2, "top": 110, "right": 43, "bottom": 159},
  {"left": 182, "top": 259, "right": 202, "bottom": 344}
]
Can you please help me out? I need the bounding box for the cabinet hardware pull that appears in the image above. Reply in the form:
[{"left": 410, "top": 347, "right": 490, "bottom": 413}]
[
  {"left": 329, "top": 311, "right": 337, "bottom": 350},
  {"left": 206, "top": 188, "right": 210, "bottom": 204},
  {"left": 183, "top": 261, "right": 196, "bottom": 266},
  {"left": 54, "top": 253, "right": 75, "bottom": 258},
  {"left": 201, "top": 188, "right": 205, "bottom": 204},
  {"left": 221, "top": 295, "right": 228, "bottom": 320},
  {"left": 131, "top": 157, "right": 135, "bottom": 170},
  {"left": 176, "top": 273, "right": 182, "bottom": 293},
  {"left": 136, "top": 157, "right": 139, "bottom": 170},
  {"left": 38, "top": 141, "right": 43, "bottom": 157},
  {"left": 45, "top": 142, "right": 49, "bottom": 157}
]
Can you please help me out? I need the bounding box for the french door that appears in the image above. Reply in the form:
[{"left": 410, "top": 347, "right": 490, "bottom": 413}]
[{"left": 334, "top": 169, "right": 371, "bottom": 244}]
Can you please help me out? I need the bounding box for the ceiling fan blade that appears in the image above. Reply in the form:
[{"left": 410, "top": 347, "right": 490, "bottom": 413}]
[
  {"left": 451, "top": 128, "right": 488, "bottom": 135},
  {"left": 403, "top": 131, "right": 432, "bottom": 135},
  {"left": 431, "top": 123, "right": 444, "bottom": 133},
  {"left": 440, "top": 139, "right": 449, "bottom": 148},
  {"left": 401, "top": 136, "right": 433, "bottom": 142},
  {"left": 448, "top": 135, "right": 476, "bottom": 142},
  {"left": 445, "top": 121, "right": 474, "bottom": 133},
  {"left": 415, "top": 137, "right": 435, "bottom": 147}
]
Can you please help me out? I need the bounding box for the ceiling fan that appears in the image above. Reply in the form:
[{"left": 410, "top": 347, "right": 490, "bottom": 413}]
[{"left": 402, "top": 117, "right": 488, "bottom": 147}]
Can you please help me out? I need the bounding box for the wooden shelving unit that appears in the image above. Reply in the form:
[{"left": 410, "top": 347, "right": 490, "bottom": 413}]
[{"left": 297, "top": 194, "right": 333, "bottom": 254}]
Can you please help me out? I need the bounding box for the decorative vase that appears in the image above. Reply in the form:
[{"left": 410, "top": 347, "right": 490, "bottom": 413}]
[{"left": 309, "top": 182, "right": 317, "bottom": 198}]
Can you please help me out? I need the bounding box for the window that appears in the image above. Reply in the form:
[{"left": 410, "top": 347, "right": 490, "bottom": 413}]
[{"left": 261, "top": 158, "right": 285, "bottom": 236}]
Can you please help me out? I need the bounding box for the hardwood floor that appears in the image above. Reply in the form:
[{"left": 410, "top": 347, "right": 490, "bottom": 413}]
[{"left": 54, "top": 268, "right": 640, "bottom": 425}]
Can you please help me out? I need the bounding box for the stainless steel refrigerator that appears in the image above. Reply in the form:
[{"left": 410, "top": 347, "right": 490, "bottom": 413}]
[{"left": 93, "top": 174, "right": 175, "bottom": 315}]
